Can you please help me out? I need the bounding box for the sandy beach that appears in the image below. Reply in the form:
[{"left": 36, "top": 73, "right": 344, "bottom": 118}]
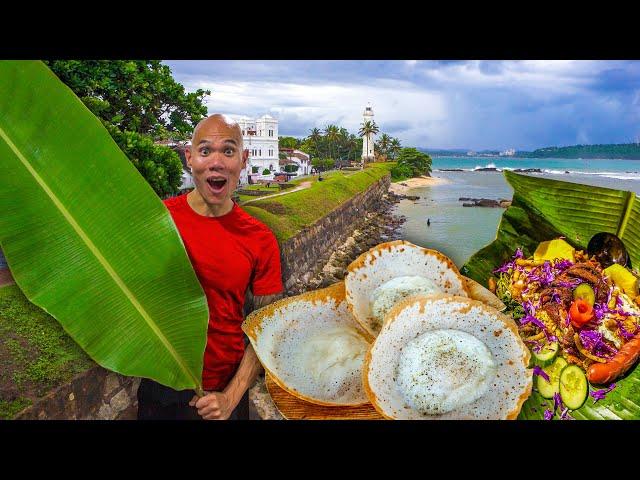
[{"left": 389, "top": 175, "right": 451, "bottom": 194}]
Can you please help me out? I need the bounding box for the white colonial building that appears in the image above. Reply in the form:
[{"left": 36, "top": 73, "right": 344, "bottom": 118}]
[
  {"left": 236, "top": 114, "right": 279, "bottom": 180},
  {"left": 280, "top": 149, "right": 312, "bottom": 175}
]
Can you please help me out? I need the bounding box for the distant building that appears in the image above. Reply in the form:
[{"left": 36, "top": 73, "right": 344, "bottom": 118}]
[
  {"left": 236, "top": 114, "right": 279, "bottom": 181},
  {"left": 500, "top": 148, "right": 516, "bottom": 157},
  {"left": 280, "top": 148, "right": 311, "bottom": 175}
]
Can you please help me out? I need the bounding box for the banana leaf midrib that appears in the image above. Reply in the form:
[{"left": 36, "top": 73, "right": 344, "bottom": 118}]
[{"left": 0, "top": 120, "right": 199, "bottom": 388}]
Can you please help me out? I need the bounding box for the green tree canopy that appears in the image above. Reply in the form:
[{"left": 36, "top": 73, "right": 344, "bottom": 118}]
[
  {"left": 45, "top": 60, "right": 210, "bottom": 140},
  {"left": 279, "top": 136, "right": 300, "bottom": 149},
  {"left": 311, "top": 157, "right": 335, "bottom": 172},
  {"left": 396, "top": 147, "right": 432, "bottom": 177},
  {"left": 44, "top": 60, "right": 211, "bottom": 197}
]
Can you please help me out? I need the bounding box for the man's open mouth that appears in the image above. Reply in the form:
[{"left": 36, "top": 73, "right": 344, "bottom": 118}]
[{"left": 206, "top": 176, "right": 227, "bottom": 194}]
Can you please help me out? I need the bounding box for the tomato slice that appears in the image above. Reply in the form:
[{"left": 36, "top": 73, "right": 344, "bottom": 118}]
[{"left": 570, "top": 299, "right": 593, "bottom": 328}]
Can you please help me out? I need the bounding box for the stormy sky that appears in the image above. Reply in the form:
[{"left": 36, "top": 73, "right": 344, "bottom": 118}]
[{"left": 163, "top": 60, "right": 640, "bottom": 151}]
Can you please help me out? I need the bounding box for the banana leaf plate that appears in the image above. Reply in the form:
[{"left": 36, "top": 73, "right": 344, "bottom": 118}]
[{"left": 462, "top": 170, "right": 640, "bottom": 419}]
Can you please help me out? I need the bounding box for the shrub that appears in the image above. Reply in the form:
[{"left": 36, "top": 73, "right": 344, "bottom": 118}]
[
  {"left": 262, "top": 168, "right": 271, "bottom": 175},
  {"left": 396, "top": 148, "right": 432, "bottom": 177},
  {"left": 391, "top": 164, "right": 413, "bottom": 181}
]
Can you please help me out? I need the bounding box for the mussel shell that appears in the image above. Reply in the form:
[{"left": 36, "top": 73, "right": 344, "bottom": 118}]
[{"left": 587, "top": 232, "right": 630, "bottom": 268}]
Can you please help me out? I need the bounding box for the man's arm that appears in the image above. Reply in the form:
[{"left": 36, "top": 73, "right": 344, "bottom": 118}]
[{"left": 191, "top": 293, "right": 283, "bottom": 420}]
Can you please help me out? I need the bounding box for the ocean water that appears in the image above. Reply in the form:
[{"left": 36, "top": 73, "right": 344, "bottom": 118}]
[{"left": 394, "top": 157, "right": 640, "bottom": 269}]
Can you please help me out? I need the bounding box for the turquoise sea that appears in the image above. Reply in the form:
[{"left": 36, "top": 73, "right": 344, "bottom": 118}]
[{"left": 394, "top": 157, "right": 640, "bottom": 269}]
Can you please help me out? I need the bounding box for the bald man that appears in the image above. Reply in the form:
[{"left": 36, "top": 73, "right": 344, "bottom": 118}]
[{"left": 137, "top": 115, "right": 284, "bottom": 420}]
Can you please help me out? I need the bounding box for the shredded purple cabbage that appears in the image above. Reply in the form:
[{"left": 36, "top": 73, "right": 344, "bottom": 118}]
[
  {"left": 527, "top": 340, "right": 543, "bottom": 353},
  {"left": 528, "top": 262, "right": 556, "bottom": 286},
  {"left": 551, "top": 292, "right": 562, "bottom": 304},
  {"left": 521, "top": 314, "right": 546, "bottom": 330},
  {"left": 617, "top": 321, "right": 637, "bottom": 341},
  {"left": 593, "top": 302, "right": 608, "bottom": 321},
  {"left": 543, "top": 393, "right": 565, "bottom": 421},
  {"left": 493, "top": 247, "right": 524, "bottom": 274},
  {"left": 559, "top": 407, "right": 573, "bottom": 420},
  {"left": 553, "top": 392, "right": 563, "bottom": 411},
  {"left": 522, "top": 300, "right": 536, "bottom": 317},
  {"left": 606, "top": 286, "right": 613, "bottom": 307},
  {"left": 556, "top": 279, "right": 582, "bottom": 288},
  {"left": 590, "top": 383, "right": 616, "bottom": 403},
  {"left": 554, "top": 259, "right": 574, "bottom": 270},
  {"left": 533, "top": 366, "right": 550, "bottom": 382},
  {"left": 579, "top": 330, "right": 617, "bottom": 358}
]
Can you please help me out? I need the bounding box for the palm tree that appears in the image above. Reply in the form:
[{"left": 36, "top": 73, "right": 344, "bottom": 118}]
[
  {"left": 308, "top": 127, "right": 322, "bottom": 158},
  {"left": 377, "top": 133, "right": 392, "bottom": 160},
  {"left": 358, "top": 120, "right": 379, "bottom": 168},
  {"left": 337, "top": 127, "right": 349, "bottom": 162},
  {"left": 345, "top": 134, "right": 359, "bottom": 164},
  {"left": 324, "top": 124, "right": 340, "bottom": 161},
  {"left": 390, "top": 137, "right": 402, "bottom": 160}
]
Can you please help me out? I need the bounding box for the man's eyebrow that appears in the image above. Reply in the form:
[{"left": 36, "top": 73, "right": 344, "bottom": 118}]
[{"left": 196, "top": 139, "right": 239, "bottom": 146}]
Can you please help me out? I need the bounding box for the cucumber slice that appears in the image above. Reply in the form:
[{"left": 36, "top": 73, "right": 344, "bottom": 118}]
[
  {"left": 537, "top": 357, "right": 568, "bottom": 399},
  {"left": 532, "top": 341, "right": 558, "bottom": 366},
  {"left": 559, "top": 365, "right": 588, "bottom": 410}
]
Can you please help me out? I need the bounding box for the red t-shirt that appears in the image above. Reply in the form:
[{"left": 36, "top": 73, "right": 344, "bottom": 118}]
[{"left": 163, "top": 193, "right": 283, "bottom": 391}]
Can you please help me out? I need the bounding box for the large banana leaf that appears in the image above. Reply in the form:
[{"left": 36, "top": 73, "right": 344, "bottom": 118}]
[
  {"left": 462, "top": 170, "right": 640, "bottom": 419},
  {"left": 0, "top": 61, "right": 209, "bottom": 392}
]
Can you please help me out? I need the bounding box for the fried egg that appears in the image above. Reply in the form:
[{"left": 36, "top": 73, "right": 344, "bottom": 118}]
[
  {"left": 396, "top": 329, "right": 496, "bottom": 415},
  {"left": 364, "top": 295, "right": 532, "bottom": 419},
  {"left": 242, "top": 282, "right": 373, "bottom": 406}
]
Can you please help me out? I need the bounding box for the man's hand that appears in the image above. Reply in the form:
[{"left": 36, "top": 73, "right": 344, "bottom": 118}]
[{"left": 189, "top": 391, "right": 236, "bottom": 420}]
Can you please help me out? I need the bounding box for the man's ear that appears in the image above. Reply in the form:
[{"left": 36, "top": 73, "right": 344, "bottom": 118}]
[
  {"left": 185, "top": 147, "right": 192, "bottom": 170},
  {"left": 242, "top": 148, "right": 249, "bottom": 169}
]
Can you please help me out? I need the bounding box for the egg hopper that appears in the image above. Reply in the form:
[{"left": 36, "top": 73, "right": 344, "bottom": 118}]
[{"left": 265, "top": 373, "right": 383, "bottom": 420}]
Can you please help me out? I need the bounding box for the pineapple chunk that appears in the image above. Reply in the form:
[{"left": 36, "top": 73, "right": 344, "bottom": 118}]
[
  {"left": 533, "top": 239, "right": 576, "bottom": 263},
  {"left": 604, "top": 263, "right": 639, "bottom": 297}
]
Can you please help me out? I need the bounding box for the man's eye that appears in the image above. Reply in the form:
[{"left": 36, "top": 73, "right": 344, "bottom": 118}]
[
  {"left": 225, "top": 148, "right": 235, "bottom": 155},
  {"left": 200, "top": 148, "right": 210, "bottom": 155}
]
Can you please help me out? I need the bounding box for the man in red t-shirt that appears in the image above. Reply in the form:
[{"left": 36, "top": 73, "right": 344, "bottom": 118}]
[{"left": 137, "top": 114, "right": 284, "bottom": 420}]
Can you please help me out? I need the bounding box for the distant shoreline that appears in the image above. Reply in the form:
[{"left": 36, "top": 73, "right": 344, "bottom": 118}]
[{"left": 430, "top": 155, "right": 640, "bottom": 161}]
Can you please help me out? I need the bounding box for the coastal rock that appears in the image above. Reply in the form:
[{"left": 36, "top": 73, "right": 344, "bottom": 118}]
[
  {"left": 475, "top": 167, "right": 498, "bottom": 172},
  {"left": 396, "top": 194, "right": 420, "bottom": 201},
  {"left": 438, "top": 168, "right": 464, "bottom": 172},
  {"left": 513, "top": 168, "right": 542, "bottom": 173},
  {"left": 460, "top": 198, "right": 511, "bottom": 208}
]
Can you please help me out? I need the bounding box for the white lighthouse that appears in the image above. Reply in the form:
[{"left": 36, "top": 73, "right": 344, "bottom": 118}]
[{"left": 361, "top": 103, "right": 375, "bottom": 163}]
